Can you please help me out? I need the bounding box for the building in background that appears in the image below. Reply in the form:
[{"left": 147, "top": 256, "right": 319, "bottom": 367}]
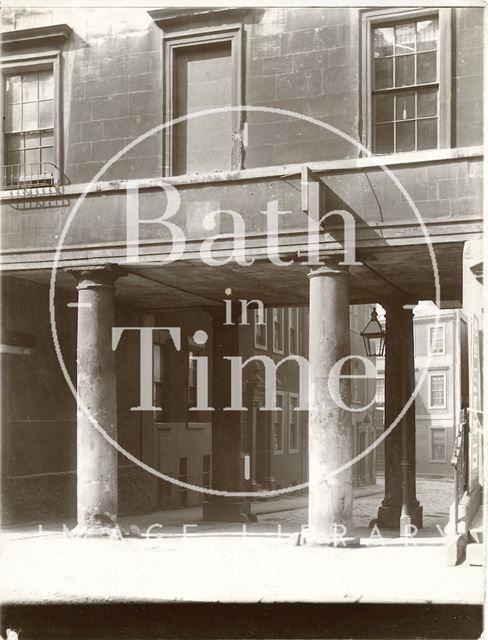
[{"left": 374, "top": 304, "right": 468, "bottom": 478}]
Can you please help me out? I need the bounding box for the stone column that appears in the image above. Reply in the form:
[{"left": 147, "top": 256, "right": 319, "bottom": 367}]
[
  {"left": 307, "top": 263, "right": 357, "bottom": 545},
  {"left": 376, "top": 302, "right": 423, "bottom": 529},
  {"left": 71, "top": 266, "right": 124, "bottom": 535},
  {"left": 202, "top": 307, "right": 255, "bottom": 522}
]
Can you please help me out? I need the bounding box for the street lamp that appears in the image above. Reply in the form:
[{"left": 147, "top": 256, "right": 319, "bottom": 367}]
[{"left": 360, "top": 308, "right": 386, "bottom": 357}]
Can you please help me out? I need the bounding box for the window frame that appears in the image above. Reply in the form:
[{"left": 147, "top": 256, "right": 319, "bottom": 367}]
[
  {"left": 254, "top": 307, "right": 268, "bottom": 351},
  {"left": 272, "top": 391, "right": 285, "bottom": 456},
  {"left": 428, "top": 323, "right": 446, "bottom": 356},
  {"left": 152, "top": 329, "right": 172, "bottom": 423},
  {"left": 288, "top": 392, "right": 299, "bottom": 454},
  {"left": 272, "top": 307, "right": 285, "bottom": 355},
  {"left": 288, "top": 307, "right": 299, "bottom": 354},
  {"left": 162, "top": 25, "right": 243, "bottom": 177},
  {"left": 187, "top": 333, "right": 207, "bottom": 422},
  {"left": 429, "top": 426, "right": 447, "bottom": 463},
  {"left": 178, "top": 456, "right": 188, "bottom": 506},
  {"left": 428, "top": 371, "right": 447, "bottom": 409},
  {"left": 361, "top": 8, "right": 451, "bottom": 155},
  {"left": 375, "top": 376, "right": 385, "bottom": 409},
  {"left": 202, "top": 453, "right": 211, "bottom": 489},
  {"left": 1, "top": 50, "right": 62, "bottom": 186},
  {"left": 351, "top": 359, "right": 362, "bottom": 404}
]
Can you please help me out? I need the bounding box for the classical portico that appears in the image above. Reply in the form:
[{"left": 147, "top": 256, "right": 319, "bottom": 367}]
[{"left": 1, "top": 147, "right": 480, "bottom": 532}]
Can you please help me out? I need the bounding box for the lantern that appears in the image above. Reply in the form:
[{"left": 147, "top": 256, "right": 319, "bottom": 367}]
[{"left": 361, "top": 308, "right": 386, "bottom": 357}]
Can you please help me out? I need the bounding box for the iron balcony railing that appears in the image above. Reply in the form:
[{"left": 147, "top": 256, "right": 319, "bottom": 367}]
[{"left": 2, "top": 162, "right": 59, "bottom": 190}]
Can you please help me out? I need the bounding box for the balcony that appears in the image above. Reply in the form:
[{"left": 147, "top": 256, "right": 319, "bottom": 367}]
[{"left": 2, "top": 162, "right": 59, "bottom": 191}]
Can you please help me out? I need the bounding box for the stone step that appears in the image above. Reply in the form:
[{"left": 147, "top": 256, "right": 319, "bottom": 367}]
[{"left": 466, "top": 542, "right": 484, "bottom": 566}]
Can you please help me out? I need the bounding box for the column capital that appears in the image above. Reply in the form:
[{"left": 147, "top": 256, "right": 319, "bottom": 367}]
[
  {"left": 308, "top": 259, "right": 349, "bottom": 280},
  {"left": 68, "top": 264, "right": 127, "bottom": 290},
  {"left": 382, "top": 299, "right": 418, "bottom": 314}
]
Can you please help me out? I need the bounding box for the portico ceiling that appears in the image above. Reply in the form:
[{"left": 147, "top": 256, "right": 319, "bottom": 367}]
[{"left": 12, "top": 241, "right": 464, "bottom": 309}]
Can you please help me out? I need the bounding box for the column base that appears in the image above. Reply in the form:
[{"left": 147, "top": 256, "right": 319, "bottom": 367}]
[
  {"left": 297, "top": 528, "right": 360, "bottom": 547},
  {"left": 202, "top": 499, "right": 257, "bottom": 523},
  {"left": 376, "top": 503, "right": 423, "bottom": 529},
  {"left": 71, "top": 514, "right": 141, "bottom": 538}
]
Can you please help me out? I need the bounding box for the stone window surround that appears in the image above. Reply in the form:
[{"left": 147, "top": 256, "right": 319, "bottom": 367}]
[
  {"left": 361, "top": 7, "right": 452, "bottom": 155},
  {"left": 429, "top": 425, "right": 447, "bottom": 463},
  {"left": 1, "top": 24, "right": 71, "bottom": 187},
  {"left": 254, "top": 307, "right": 268, "bottom": 351},
  {"left": 272, "top": 307, "right": 285, "bottom": 355},
  {"left": 428, "top": 322, "right": 446, "bottom": 356},
  {"left": 288, "top": 307, "right": 299, "bottom": 355},
  {"left": 272, "top": 390, "right": 285, "bottom": 456},
  {"left": 2, "top": 50, "right": 62, "bottom": 186},
  {"left": 159, "top": 23, "right": 244, "bottom": 177},
  {"left": 428, "top": 370, "right": 447, "bottom": 410}
]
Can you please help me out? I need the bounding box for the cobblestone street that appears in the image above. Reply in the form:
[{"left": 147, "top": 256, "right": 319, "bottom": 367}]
[{"left": 259, "top": 476, "right": 454, "bottom": 534}]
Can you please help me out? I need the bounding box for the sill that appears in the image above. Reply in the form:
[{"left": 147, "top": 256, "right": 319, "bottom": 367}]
[
  {"left": 254, "top": 343, "right": 268, "bottom": 351},
  {"left": 1, "top": 145, "right": 482, "bottom": 201},
  {"left": 273, "top": 450, "right": 284, "bottom": 456},
  {"left": 288, "top": 449, "right": 299, "bottom": 454},
  {"left": 429, "top": 459, "right": 448, "bottom": 464}
]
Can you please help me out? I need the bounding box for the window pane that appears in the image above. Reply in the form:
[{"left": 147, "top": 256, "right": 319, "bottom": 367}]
[
  {"left": 396, "top": 121, "right": 415, "bottom": 152},
  {"left": 429, "top": 326, "right": 444, "bottom": 353},
  {"left": 39, "top": 100, "right": 54, "bottom": 129},
  {"left": 41, "top": 146, "right": 54, "bottom": 166},
  {"left": 5, "top": 104, "right": 22, "bottom": 133},
  {"left": 375, "top": 378, "right": 385, "bottom": 404},
  {"left": 396, "top": 92, "right": 415, "bottom": 120},
  {"left": 417, "top": 18, "right": 438, "bottom": 52},
  {"left": 25, "top": 147, "right": 41, "bottom": 167},
  {"left": 418, "top": 87, "right": 438, "bottom": 117},
  {"left": 374, "top": 94, "right": 394, "bottom": 123},
  {"left": 373, "top": 27, "right": 394, "bottom": 57},
  {"left": 375, "top": 123, "right": 394, "bottom": 154},
  {"left": 7, "top": 149, "right": 22, "bottom": 167},
  {"left": 22, "top": 73, "right": 38, "bottom": 102},
  {"left": 41, "top": 131, "right": 54, "bottom": 147},
  {"left": 5, "top": 75, "right": 21, "bottom": 104},
  {"left": 374, "top": 58, "right": 393, "bottom": 89},
  {"left": 24, "top": 132, "right": 40, "bottom": 148},
  {"left": 417, "top": 51, "right": 437, "bottom": 83},
  {"left": 39, "top": 71, "right": 54, "bottom": 100},
  {"left": 395, "top": 55, "right": 415, "bottom": 86},
  {"left": 417, "top": 118, "right": 437, "bottom": 150},
  {"left": 22, "top": 102, "right": 38, "bottom": 130},
  {"left": 430, "top": 375, "right": 445, "bottom": 406},
  {"left": 431, "top": 428, "right": 445, "bottom": 460},
  {"left": 395, "top": 23, "right": 416, "bottom": 55},
  {"left": 6, "top": 133, "right": 23, "bottom": 150}
]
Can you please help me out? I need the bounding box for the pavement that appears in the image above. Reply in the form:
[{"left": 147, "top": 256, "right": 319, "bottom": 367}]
[{"left": 0, "top": 476, "right": 483, "bottom": 606}]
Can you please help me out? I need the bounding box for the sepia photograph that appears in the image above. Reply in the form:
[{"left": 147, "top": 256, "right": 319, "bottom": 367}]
[{"left": 0, "top": 1, "right": 485, "bottom": 638}]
